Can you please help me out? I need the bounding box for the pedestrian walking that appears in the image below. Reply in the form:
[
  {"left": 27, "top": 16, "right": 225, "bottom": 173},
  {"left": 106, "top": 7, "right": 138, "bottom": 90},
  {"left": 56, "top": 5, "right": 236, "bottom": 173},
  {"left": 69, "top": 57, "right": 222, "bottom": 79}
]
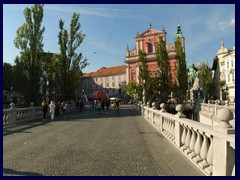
[
  {"left": 62, "top": 101, "right": 67, "bottom": 119},
  {"left": 101, "top": 98, "right": 105, "bottom": 114},
  {"left": 41, "top": 100, "right": 48, "bottom": 121},
  {"left": 49, "top": 101, "right": 56, "bottom": 121},
  {"left": 105, "top": 98, "right": 110, "bottom": 114},
  {"left": 115, "top": 100, "right": 120, "bottom": 116}
]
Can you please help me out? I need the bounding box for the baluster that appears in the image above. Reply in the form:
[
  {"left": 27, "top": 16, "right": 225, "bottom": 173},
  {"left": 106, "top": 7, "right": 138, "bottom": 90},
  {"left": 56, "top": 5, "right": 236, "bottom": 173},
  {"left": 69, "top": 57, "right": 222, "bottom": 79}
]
[
  {"left": 205, "top": 136, "right": 213, "bottom": 175},
  {"left": 180, "top": 124, "right": 187, "bottom": 150},
  {"left": 162, "top": 118, "right": 166, "bottom": 134},
  {"left": 193, "top": 131, "right": 203, "bottom": 163},
  {"left": 170, "top": 121, "right": 175, "bottom": 141},
  {"left": 198, "top": 133, "right": 210, "bottom": 168},
  {"left": 184, "top": 126, "right": 192, "bottom": 153},
  {"left": 187, "top": 128, "right": 197, "bottom": 156},
  {"left": 168, "top": 120, "right": 173, "bottom": 139}
]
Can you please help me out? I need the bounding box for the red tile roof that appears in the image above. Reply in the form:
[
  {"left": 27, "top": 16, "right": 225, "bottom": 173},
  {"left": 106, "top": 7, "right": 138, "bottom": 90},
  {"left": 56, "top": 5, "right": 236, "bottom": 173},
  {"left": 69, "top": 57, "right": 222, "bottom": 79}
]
[{"left": 82, "top": 65, "right": 126, "bottom": 78}]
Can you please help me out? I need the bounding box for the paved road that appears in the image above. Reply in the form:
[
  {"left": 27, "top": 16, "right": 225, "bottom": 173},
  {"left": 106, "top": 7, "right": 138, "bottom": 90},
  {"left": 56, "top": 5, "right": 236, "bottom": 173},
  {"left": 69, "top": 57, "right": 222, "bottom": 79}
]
[{"left": 3, "top": 105, "right": 204, "bottom": 176}]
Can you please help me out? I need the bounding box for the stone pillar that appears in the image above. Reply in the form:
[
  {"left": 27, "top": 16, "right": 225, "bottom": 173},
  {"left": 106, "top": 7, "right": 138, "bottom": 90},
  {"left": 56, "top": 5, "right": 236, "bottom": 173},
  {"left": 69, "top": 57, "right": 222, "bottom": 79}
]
[
  {"left": 213, "top": 108, "right": 235, "bottom": 176},
  {"left": 9, "top": 103, "right": 16, "bottom": 124},
  {"left": 30, "top": 102, "right": 35, "bottom": 120},
  {"left": 175, "top": 104, "right": 186, "bottom": 118}
]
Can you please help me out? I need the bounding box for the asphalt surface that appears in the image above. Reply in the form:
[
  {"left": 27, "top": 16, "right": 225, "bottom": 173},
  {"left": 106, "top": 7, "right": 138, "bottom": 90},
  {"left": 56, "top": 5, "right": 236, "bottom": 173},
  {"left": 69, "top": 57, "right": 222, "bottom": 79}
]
[{"left": 3, "top": 104, "right": 204, "bottom": 176}]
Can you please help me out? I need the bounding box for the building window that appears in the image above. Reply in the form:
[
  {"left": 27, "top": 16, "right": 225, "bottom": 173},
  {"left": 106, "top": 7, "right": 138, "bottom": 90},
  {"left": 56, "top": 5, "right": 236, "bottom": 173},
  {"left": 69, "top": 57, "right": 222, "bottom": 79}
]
[
  {"left": 227, "top": 62, "right": 229, "bottom": 68},
  {"left": 112, "top": 76, "right": 115, "bottom": 80},
  {"left": 95, "top": 78, "right": 98, "bottom": 82},
  {"left": 118, "top": 76, "right": 121, "bottom": 80},
  {"left": 148, "top": 43, "right": 153, "bottom": 53},
  {"left": 131, "top": 73, "right": 134, "bottom": 81},
  {"left": 106, "top": 89, "right": 109, "bottom": 93},
  {"left": 228, "top": 74, "right": 230, "bottom": 82},
  {"left": 101, "top": 83, "right": 103, "bottom": 87},
  {"left": 221, "top": 61, "right": 225, "bottom": 66},
  {"left": 112, "top": 83, "right": 115, "bottom": 87},
  {"left": 107, "top": 83, "right": 109, "bottom": 87},
  {"left": 101, "top": 77, "right": 103, "bottom": 81},
  {"left": 106, "top": 77, "right": 109, "bottom": 81}
]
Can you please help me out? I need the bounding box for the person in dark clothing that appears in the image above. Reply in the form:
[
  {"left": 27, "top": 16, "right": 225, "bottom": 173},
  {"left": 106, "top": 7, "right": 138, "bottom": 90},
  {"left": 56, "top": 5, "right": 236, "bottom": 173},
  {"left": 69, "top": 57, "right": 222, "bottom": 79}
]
[
  {"left": 42, "top": 100, "right": 48, "bottom": 121},
  {"left": 115, "top": 100, "right": 120, "bottom": 115},
  {"left": 105, "top": 98, "right": 110, "bottom": 114}
]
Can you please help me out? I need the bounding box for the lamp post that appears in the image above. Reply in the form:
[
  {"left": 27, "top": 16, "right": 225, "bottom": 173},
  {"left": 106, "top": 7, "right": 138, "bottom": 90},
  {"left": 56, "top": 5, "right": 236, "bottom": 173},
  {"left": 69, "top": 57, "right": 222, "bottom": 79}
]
[
  {"left": 46, "top": 79, "right": 49, "bottom": 104},
  {"left": 10, "top": 86, "right": 13, "bottom": 104},
  {"left": 142, "top": 79, "right": 146, "bottom": 105},
  {"left": 226, "top": 85, "right": 229, "bottom": 100}
]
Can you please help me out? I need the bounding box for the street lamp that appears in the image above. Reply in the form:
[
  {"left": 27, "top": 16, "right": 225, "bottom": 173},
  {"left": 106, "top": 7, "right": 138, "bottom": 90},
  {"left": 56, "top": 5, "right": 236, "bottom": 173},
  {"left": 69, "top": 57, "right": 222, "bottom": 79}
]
[
  {"left": 46, "top": 79, "right": 49, "bottom": 104},
  {"left": 226, "top": 85, "right": 229, "bottom": 100},
  {"left": 10, "top": 86, "right": 13, "bottom": 104},
  {"left": 142, "top": 79, "right": 146, "bottom": 105}
]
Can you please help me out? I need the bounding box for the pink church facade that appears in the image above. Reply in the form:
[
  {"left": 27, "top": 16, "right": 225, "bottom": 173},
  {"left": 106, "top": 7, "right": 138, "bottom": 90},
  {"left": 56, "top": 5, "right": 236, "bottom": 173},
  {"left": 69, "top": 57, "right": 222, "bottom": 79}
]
[{"left": 125, "top": 24, "right": 185, "bottom": 84}]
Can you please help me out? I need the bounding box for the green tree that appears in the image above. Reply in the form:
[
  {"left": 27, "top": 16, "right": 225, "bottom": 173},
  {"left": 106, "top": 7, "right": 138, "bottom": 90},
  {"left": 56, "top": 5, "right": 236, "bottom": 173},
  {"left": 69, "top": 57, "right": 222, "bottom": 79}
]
[
  {"left": 14, "top": 4, "right": 45, "bottom": 105},
  {"left": 175, "top": 37, "right": 188, "bottom": 103},
  {"left": 156, "top": 36, "right": 171, "bottom": 103},
  {"left": 138, "top": 50, "right": 151, "bottom": 102},
  {"left": 125, "top": 82, "right": 141, "bottom": 99},
  {"left": 57, "top": 13, "right": 88, "bottom": 100},
  {"left": 3, "top": 63, "right": 13, "bottom": 92},
  {"left": 198, "top": 63, "right": 216, "bottom": 99}
]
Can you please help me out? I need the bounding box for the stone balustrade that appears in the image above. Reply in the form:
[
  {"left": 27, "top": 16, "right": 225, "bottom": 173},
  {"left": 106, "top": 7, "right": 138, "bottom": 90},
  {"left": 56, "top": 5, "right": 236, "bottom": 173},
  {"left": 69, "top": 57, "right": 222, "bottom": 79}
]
[
  {"left": 200, "top": 102, "right": 235, "bottom": 127},
  {"left": 140, "top": 103, "right": 235, "bottom": 176},
  {"left": 3, "top": 103, "right": 77, "bottom": 127}
]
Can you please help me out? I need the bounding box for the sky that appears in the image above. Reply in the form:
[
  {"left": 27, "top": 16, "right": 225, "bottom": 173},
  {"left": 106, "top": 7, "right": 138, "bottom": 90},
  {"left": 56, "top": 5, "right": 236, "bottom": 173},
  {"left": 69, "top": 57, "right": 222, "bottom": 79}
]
[{"left": 3, "top": 4, "right": 235, "bottom": 73}]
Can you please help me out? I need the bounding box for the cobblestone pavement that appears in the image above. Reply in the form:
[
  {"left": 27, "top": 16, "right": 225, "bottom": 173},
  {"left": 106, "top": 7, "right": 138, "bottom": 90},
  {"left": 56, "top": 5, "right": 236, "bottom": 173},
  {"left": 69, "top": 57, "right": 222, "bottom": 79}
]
[{"left": 3, "top": 105, "right": 204, "bottom": 176}]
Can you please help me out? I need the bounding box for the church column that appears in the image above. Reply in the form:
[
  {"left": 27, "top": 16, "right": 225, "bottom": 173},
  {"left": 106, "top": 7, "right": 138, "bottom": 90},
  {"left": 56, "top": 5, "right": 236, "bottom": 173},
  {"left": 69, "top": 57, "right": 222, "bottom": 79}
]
[
  {"left": 126, "top": 64, "right": 129, "bottom": 84},
  {"left": 136, "top": 64, "right": 139, "bottom": 84}
]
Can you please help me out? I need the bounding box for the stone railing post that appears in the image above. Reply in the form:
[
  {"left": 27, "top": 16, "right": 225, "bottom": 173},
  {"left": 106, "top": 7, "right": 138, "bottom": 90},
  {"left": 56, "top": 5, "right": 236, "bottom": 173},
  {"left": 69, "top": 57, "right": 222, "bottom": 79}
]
[
  {"left": 158, "top": 103, "right": 166, "bottom": 133},
  {"left": 30, "top": 102, "right": 35, "bottom": 120},
  {"left": 175, "top": 104, "right": 186, "bottom": 118},
  {"left": 225, "top": 100, "right": 230, "bottom": 107},
  {"left": 9, "top": 103, "right": 17, "bottom": 124},
  {"left": 213, "top": 108, "right": 235, "bottom": 176},
  {"left": 174, "top": 104, "right": 186, "bottom": 147}
]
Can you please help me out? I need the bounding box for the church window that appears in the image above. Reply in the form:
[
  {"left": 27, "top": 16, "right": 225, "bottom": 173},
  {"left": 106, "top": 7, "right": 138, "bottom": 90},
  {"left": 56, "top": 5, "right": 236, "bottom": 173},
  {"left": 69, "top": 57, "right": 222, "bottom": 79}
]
[{"left": 148, "top": 43, "right": 153, "bottom": 53}]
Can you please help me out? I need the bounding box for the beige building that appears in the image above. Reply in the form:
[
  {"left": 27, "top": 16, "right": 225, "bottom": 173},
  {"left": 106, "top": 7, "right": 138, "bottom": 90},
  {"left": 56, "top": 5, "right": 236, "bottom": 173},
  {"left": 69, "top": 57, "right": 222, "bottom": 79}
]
[
  {"left": 80, "top": 65, "right": 127, "bottom": 100},
  {"left": 223, "top": 46, "right": 235, "bottom": 102},
  {"left": 212, "top": 40, "right": 235, "bottom": 102}
]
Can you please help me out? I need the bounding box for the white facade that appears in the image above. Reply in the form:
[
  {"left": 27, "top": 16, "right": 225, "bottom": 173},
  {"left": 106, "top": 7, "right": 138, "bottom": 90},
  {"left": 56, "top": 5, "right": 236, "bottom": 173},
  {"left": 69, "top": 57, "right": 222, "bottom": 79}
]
[{"left": 224, "top": 47, "right": 235, "bottom": 102}]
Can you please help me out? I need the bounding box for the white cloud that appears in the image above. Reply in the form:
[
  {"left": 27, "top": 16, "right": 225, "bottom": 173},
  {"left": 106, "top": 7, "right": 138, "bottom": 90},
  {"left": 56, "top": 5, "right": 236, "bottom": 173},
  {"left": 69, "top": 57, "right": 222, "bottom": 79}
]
[{"left": 218, "top": 18, "right": 235, "bottom": 30}]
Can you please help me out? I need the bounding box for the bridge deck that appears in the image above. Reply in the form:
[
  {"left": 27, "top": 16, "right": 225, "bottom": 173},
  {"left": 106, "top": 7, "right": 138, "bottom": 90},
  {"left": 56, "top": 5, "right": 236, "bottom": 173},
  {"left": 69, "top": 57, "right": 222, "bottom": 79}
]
[{"left": 3, "top": 104, "right": 204, "bottom": 176}]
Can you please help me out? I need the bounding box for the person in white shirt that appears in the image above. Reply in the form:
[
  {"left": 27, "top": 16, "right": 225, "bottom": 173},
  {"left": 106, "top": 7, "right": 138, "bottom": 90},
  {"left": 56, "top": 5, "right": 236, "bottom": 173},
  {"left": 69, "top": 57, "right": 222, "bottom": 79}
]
[{"left": 49, "top": 101, "right": 56, "bottom": 121}]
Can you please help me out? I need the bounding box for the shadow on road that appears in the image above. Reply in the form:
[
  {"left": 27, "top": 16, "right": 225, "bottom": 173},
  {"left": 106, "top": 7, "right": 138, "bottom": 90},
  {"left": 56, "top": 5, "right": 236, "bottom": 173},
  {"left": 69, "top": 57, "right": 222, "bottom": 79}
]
[{"left": 3, "top": 168, "right": 43, "bottom": 176}]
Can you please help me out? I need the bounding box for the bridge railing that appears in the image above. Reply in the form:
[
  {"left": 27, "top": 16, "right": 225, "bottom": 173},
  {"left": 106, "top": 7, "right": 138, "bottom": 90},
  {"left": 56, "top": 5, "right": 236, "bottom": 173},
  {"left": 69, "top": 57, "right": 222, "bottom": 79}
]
[
  {"left": 140, "top": 103, "right": 235, "bottom": 176},
  {"left": 200, "top": 101, "right": 235, "bottom": 127},
  {"left": 3, "top": 103, "right": 77, "bottom": 127}
]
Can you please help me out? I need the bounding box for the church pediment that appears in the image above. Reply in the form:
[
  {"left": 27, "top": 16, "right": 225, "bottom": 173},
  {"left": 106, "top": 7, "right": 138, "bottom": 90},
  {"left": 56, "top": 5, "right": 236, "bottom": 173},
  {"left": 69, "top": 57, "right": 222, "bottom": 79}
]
[{"left": 137, "top": 29, "right": 162, "bottom": 38}]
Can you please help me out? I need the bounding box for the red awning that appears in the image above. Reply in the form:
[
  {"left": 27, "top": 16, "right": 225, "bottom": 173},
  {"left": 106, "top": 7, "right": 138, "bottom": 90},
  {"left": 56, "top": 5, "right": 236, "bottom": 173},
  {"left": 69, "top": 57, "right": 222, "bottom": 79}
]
[{"left": 90, "top": 90, "right": 108, "bottom": 99}]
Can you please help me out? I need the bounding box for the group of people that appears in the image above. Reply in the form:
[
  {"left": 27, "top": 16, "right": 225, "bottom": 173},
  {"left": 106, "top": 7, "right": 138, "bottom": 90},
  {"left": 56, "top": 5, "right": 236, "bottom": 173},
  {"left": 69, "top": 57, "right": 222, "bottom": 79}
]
[
  {"left": 41, "top": 100, "right": 68, "bottom": 121},
  {"left": 91, "top": 98, "right": 120, "bottom": 115}
]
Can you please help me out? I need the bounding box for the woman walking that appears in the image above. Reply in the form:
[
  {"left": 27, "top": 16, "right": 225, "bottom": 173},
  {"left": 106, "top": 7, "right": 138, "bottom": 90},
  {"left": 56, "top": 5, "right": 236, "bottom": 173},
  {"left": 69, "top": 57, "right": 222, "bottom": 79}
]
[
  {"left": 49, "top": 101, "right": 56, "bottom": 121},
  {"left": 42, "top": 100, "right": 48, "bottom": 121}
]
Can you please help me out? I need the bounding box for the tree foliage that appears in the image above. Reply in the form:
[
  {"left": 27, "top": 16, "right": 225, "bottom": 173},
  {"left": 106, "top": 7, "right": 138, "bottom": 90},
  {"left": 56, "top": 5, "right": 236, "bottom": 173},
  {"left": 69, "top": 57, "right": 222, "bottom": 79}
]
[
  {"left": 57, "top": 13, "right": 88, "bottom": 101},
  {"left": 124, "top": 82, "right": 141, "bottom": 99},
  {"left": 175, "top": 37, "right": 188, "bottom": 103},
  {"left": 138, "top": 50, "right": 151, "bottom": 101},
  {"left": 14, "top": 4, "right": 45, "bottom": 105},
  {"left": 3, "top": 63, "right": 13, "bottom": 92},
  {"left": 156, "top": 36, "right": 171, "bottom": 103},
  {"left": 198, "top": 63, "right": 216, "bottom": 98}
]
